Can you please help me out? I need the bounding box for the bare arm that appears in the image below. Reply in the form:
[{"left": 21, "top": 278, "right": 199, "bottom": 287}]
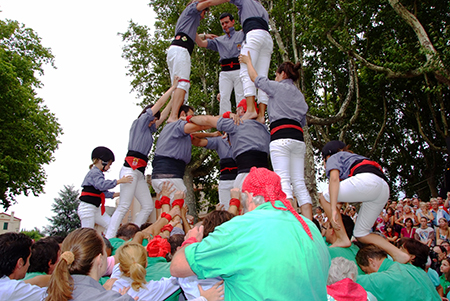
[
  {"left": 156, "top": 97, "right": 174, "bottom": 128},
  {"left": 192, "top": 136, "right": 208, "bottom": 147},
  {"left": 152, "top": 77, "right": 179, "bottom": 117},
  {"left": 195, "top": 33, "right": 208, "bottom": 48},
  {"left": 170, "top": 225, "right": 205, "bottom": 277},
  {"left": 189, "top": 115, "right": 220, "bottom": 128},
  {"left": 191, "top": 131, "right": 222, "bottom": 139},
  {"left": 239, "top": 52, "right": 258, "bottom": 82},
  {"left": 329, "top": 169, "right": 341, "bottom": 229},
  {"left": 184, "top": 123, "right": 213, "bottom": 134},
  {"left": 196, "top": 0, "right": 230, "bottom": 11}
]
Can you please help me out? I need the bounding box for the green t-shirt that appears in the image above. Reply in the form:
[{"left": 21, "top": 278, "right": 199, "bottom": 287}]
[
  {"left": 357, "top": 259, "right": 441, "bottom": 301},
  {"left": 145, "top": 257, "right": 181, "bottom": 301},
  {"left": 23, "top": 271, "right": 46, "bottom": 280},
  {"left": 440, "top": 274, "right": 450, "bottom": 295},
  {"left": 109, "top": 237, "right": 126, "bottom": 255},
  {"left": 328, "top": 243, "right": 365, "bottom": 275},
  {"left": 185, "top": 201, "right": 331, "bottom": 301}
]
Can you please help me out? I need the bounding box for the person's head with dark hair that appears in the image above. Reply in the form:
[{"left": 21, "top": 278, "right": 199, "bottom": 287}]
[
  {"left": 275, "top": 61, "right": 302, "bottom": 82},
  {"left": 0, "top": 232, "right": 33, "bottom": 279},
  {"left": 103, "top": 236, "right": 113, "bottom": 257},
  {"left": 398, "top": 238, "right": 429, "bottom": 270},
  {"left": 140, "top": 222, "right": 153, "bottom": 231},
  {"left": 116, "top": 223, "right": 140, "bottom": 241},
  {"left": 312, "top": 217, "right": 321, "bottom": 232},
  {"left": 219, "top": 12, "right": 235, "bottom": 34},
  {"left": 28, "top": 238, "right": 60, "bottom": 275},
  {"left": 355, "top": 244, "right": 388, "bottom": 274},
  {"left": 178, "top": 105, "right": 194, "bottom": 118},
  {"left": 386, "top": 207, "right": 394, "bottom": 216},
  {"left": 166, "top": 234, "right": 185, "bottom": 262},
  {"left": 203, "top": 210, "right": 235, "bottom": 238},
  {"left": 138, "top": 104, "right": 161, "bottom": 120},
  {"left": 49, "top": 235, "right": 65, "bottom": 246},
  {"left": 323, "top": 214, "right": 354, "bottom": 244}
]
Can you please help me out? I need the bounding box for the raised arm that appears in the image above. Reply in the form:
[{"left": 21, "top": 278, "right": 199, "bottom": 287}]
[
  {"left": 196, "top": 0, "right": 230, "bottom": 11},
  {"left": 152, "top": 77, "right": 179, "bottom": 117},
  {"left": 189, "top": 115, "right": 220, "bottom": 128},
  {"left": 239, "top": 52, "right": 258, "bottom": 82}
]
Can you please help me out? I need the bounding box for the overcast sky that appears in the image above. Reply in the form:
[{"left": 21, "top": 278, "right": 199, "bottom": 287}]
[{"left": 1, "top": 1, "right": 156, "bottom": 230}]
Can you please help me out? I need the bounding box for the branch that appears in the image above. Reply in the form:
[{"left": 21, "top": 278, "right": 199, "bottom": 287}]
[
  {"left": 412, "top": 98, "right": 446, "bottom": 152},
  {"left": 307, "top": 58, "right": 355, "bottom": 125},
  {"left": 291, "top": 0, "right": 298, "bottom": 64},
  {"left": 367, "top": 93, "right": 388, "bottom": 157},
  {"left": 268, "top": 18, "right": 289, "bottom": 62},
  {"left": 388, "top": 0, "right": 450, "bottom": 87},
  {"left": 340, "top": 59, "right": 361, "bottom": 140}
]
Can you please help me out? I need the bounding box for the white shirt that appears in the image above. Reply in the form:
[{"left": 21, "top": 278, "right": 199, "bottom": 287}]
[{"left": 0, "top": 276, "right": 46, "bottom": 301}]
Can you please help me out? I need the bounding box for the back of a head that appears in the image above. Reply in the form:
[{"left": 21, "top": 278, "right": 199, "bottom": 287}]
[
  {"left": 203, "top": 210, "right": 235, "bottom": 238},
  {"left": 276, "top": 61, "right": 301, "bottom": 82},
  {"left": 355, "top": 244, "right": 387, "bottom": 268},
  {"left": 117, "top": 243, "right": 147, "bottom": 291},
  {"left": 341, "top": 214, "right": 355, "bottom": 241},
  {"left": 178, "top": 104, "right": 194, "bottom": 118},
  {"left": 116, "top": 223, "right": 140, "bottom": 241},
  {"left": 400, "top": 238, "right": 429, "bottom": 270},
  {"left": 327, "top": 257, "right": 358, "bottom": 285},
  {"left": 46, "top": 228, "right": 103, "bottom": 301},
  {"left": 168, "top": 234, "right": 185, "bottom": 257},
  {"left": 0, "top": 232, "right": 32, "bottom": 278},
  {"left": 28, "top": 238, "right": 60, "bottom": 274}
]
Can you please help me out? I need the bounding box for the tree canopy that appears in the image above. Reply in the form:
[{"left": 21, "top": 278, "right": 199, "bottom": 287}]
[
  {"left": 44, "top": 185, "right": 80, "bottom": 237},
  {"left": 121, "top": 0, "right": 449, "bottom": 208},
  {"left": 0, "top": 19, "right": 62, "bottom": 209}
]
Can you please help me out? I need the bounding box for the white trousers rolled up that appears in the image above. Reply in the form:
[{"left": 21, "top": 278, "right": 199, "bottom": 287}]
[
  {"left": 239, "top": 29, "right": 273, "bottom": 105},
  {"left": 218, "top": 179, "right": 235, "bottom": 210},
  {"left": 105, "top": 167, "right": 154, "bottom": 239},
  {"left": 78, "top": 201, "right": 111, "bottom": 230},
  {"left": 322, "top": 173, "right": 389, "bottom": 237},
  {"left": 270, "top": 139, "right": 311, "bottom": 206},
  {"left": 167, "top": 45, "right": 191, "bottom": 102}
]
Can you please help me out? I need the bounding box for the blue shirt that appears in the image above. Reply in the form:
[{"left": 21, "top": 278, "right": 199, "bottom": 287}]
[
  {"left": 175, "top": 2, "right": 202, "bottom": 42},
  {"left": 207, "top": 27, "right": 244, "bottom": 61},
  {"left": 154, "top": 120, "right": 191, "bottom": 164},
  {"left": 127, "top": 108, "right": 157, "bottom": 156},
  {"left": 230, "top": 0, "right": 269, "bottom": 25},
  {"left": 325, "top": 151, "right": 368, "bottom": 179},
  {"left": 81, "top": 166, "right": 116, "bottom": 198},
  {"left": 205, "top": 136, "right": 233, "bottom": 160}
]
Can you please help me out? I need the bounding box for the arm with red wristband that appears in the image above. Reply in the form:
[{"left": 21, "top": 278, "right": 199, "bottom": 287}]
[
  {"left": 160, "top": 181, "right": 175, "bottom": 214},
  {"left": 228, "top": 188, "right": 241, "bottom": 216}
]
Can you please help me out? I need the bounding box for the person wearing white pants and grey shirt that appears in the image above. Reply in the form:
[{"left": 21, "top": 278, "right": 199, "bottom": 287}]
[
  {"left": 239, "top": 55, "right": 312, "bottom": 220},
  {"left": 105, "top": 81, "right": 178, "bottom": 239},
  {"left": 196, "top": 12, "right": 245, "bottom": 115},
  {"left": 228, "top": 0, "right": 273, "bottom": 122},
  {"left": 318, "top": 141, "right": 411, "bottom": 264}
]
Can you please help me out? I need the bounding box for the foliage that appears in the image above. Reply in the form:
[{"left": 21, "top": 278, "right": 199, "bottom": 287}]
[
  {"left": 121, "top": 0, "right": 449, "bottom": 206},
  {"left": 21, "top": 227, "right": 44, "bottom": 241},
  {"left": 44, "top": 185, "right": 81, "bottom": 237},
  {"left": 0, "top": 19, "right": 62, "bottom": 209}
]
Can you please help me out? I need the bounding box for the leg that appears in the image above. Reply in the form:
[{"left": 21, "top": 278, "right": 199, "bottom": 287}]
[
  {"left": 233, "top": 173, "right": 249, "bottom": 191},
  {"left": 77, "top": 201, "right": 96, "bottom": 229},
  {"left": 167, "top": 46, "right": 191, "bottom": 122},
  {"left": 253, "top": 30, "right": 273, "bottom": 123},
  {"left": 132, "top": 172, "right": 154, "bottom": 227},
  {"left": 219, "top": 71, "right": 233, "bottom": 115},
  {"left": 105, "top": 167, "right": 137, "bottom": 239},
  {"left": 94, "top": 208, "right": 111, "bottom": 232},
  {"left": 356, "top": 233, "right": 410, "bottom": 264},
  {"left": 289, "top": 140, "right": 312, "bottom": 220},
  {"left": 270, "top": 139, "right": 293, "bottom": 199},
  {"left": 218, "top": 180, "right": 234, "bottom": 210},
  {"left": 319, "top": 193, "right": 351, "bottom": 248},
  {"left": 232, "top": 69, "right": 244, "bottom": 109}
]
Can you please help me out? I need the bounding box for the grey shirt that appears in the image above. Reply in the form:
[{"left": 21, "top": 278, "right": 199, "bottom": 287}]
[
  {"left": 230, "top": 0, "right": 269, "bottom": 25},
  {"left": 205, "top": 136, "right": 233, "bottom": 159},
  {"left": 80, "top": 166, "right": 115, "bottom": 198},
  {"left": 206, "top": 27, "right": 245, "bottom": 61},
  {"left": 70, "top": 275, "right": 134, "bottom": 301},
  {"left": 127, "top": 108, "right": 157, "bottom": 156},
  {"left": 216, "top": 117, "right": 270, "bottom": 159},
  {"left": 255, "top": 76, "right": 308, "bottom": 126},
  {"left": 154, "top": 120, "right": 191, "bottom": 164},
  {"left": 175, "top": 2, "right": 202, "bottom": 42},
  {"left": 325, "top": 151, "right": 367, "bottom": 179}
]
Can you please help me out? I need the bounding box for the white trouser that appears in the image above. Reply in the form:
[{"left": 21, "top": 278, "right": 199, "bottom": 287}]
[
  {"left": 239, "top": 29, "right": 273, "bottom": 105},
  {"left": 151, "top": 178, "right": 187, "bottom": 204},
  {"left": 105, "top": 167, "right": 154, "bottom": 239},
  {"left": 167, "top": 45, "right": 191, "bottom": 102},
  {"left": 233, "top": 173, "right": 249, "bottom": 191},
  {"left": 78, "top": 201, "right": 111, "bottom": 230},
  {"left": 322, "top": 173, "right": 389, "bottom": 237},
  {"left": 270, "top": 139, "right": 311, "bottom": 206},
  {"left": 219, "top": 70, "right": 244, "bottom": 115},
  {"left": 218, "top": 179, "right": 235, "bottom": 210}
]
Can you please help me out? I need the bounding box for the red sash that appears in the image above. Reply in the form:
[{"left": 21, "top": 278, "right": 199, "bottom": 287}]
[
  {"left": 349, "top": 159, "right": 382, "bottom": 177},
  {"left": 125, "top": 156, "right": 147, "bottom": 170},
  {"left": 81, "top": 191, "right": 106, "bottom": 215},
  {"left": 270, "top": 124, "right": 303, "bottom": 135},
  {"left": 219, "top": 166, "right": 238, "bottom": 173}
]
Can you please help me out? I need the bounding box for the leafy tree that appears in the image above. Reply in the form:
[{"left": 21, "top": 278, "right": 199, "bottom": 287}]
[
  {"left": 21, "top": 227, "right": 44, "bottom": 241},
  {"left": 0, "top": 19, "right": 62, "bottom": 209},
  {"left": 44, "top": 185, "right": 81, "bottom": 237},
  {"left": 121, "top": 0, "right": 449, "bottom": 209}
]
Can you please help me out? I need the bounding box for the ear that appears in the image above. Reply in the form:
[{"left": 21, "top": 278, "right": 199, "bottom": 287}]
[{"left": 16, "top": 258, "right": 24, "bottom": 270}]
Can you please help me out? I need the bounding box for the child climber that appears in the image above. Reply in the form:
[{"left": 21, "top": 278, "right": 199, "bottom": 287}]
[{"left": 77, "top": 146, "right": 132, "bottom": 231}]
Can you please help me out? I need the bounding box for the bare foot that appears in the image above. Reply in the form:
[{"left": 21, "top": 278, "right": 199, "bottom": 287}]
[
  {"left": 392, "top": 250, "right": 411, "bottom": 264},
  {"left": 256, "top": 114, "right": 265, "bottom": 124},
  {"left": 330, "top": 238, "right": 352, "bottom": 248},
  {"left": 167, "top": 117, "right": 177, "bottom": 123},
  {"left": 241, "top": 110, "right": 257, "bottom": 120}
]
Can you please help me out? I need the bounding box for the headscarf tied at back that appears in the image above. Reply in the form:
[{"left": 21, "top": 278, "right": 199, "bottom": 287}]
[{"left": 241, "top": 167, "right": 313, "bottom": 240}]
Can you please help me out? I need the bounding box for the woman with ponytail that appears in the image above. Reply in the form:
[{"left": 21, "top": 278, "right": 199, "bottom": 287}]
[
  {"left": 45, "top": 228, "right": 133, "bottom": 301},
  {"left": 239, "top": 54, "right": 312, "bottom": 220},
  {"left": 111, "top": 243, "right": 223, "bottom": 301}
]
